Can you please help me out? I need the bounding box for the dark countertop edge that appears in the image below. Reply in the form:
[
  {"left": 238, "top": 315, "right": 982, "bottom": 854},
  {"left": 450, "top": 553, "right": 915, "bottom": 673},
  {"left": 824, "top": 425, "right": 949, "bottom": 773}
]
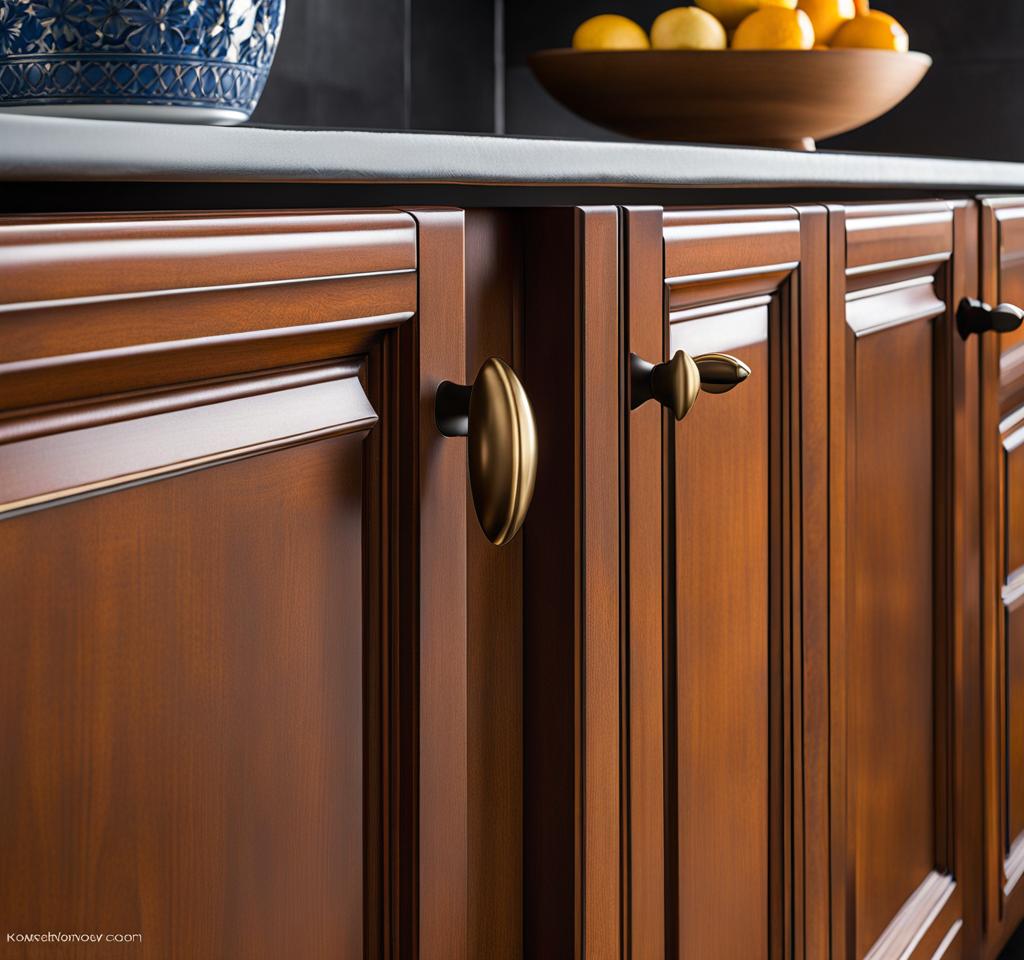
[{"left": 4, "top": 113, "right": 1024, "bottom": 192}]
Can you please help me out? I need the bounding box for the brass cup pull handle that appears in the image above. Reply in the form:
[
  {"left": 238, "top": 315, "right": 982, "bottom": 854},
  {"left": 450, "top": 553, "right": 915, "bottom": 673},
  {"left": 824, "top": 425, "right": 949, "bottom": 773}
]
[
  {"left": 435, "top": 357, "right": 538, "bottom": 546},
  {"left": 630, "top": 349, "right": 750, "bottom": 420}
]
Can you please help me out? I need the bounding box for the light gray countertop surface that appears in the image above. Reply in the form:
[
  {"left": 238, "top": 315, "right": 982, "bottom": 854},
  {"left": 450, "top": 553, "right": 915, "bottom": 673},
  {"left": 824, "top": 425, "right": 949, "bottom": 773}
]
[{"left": 4, "top": 112, "right": 1024, "bottom": 191}]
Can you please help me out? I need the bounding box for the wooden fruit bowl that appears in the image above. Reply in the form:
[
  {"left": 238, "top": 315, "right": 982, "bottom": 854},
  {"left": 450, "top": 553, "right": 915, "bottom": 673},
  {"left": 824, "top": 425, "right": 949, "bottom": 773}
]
[{"left": 529, "top": 48, "right": 931, "bottom": 150}]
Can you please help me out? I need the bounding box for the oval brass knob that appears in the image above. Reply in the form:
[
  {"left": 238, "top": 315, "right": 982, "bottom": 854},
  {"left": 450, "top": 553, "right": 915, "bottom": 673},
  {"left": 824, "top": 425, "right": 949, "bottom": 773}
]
[
  {"left": 957, "top": 297, "right": 1024, "bottom": 339},
  {"left": 435, "top": 357, "right": 538, "bottom": 546},
  {"left": 630, "top": 349, "right": 750, "bottom": 420}
]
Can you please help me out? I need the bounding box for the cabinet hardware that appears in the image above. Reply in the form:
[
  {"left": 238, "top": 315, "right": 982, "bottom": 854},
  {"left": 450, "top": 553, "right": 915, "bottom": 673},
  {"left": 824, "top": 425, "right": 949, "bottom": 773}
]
[
  {"left": 435, "top": 357, "right": 538, "bottom": 546},
  {"left": 956, "top": 297, "right": 1024, "bottom": 339},
  {"left": 630, "top": 349, "right": 750, "bottom": 420}
]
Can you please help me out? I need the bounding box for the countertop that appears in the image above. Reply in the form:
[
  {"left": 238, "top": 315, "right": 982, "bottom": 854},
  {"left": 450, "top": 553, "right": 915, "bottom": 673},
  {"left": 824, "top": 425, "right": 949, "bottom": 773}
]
[{"left": 5, "top": 112, "right": 1024, "bottom": 192}]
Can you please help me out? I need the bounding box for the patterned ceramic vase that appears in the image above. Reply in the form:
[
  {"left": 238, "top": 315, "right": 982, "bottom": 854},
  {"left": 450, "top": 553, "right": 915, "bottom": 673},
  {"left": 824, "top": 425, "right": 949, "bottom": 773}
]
[{"left": 0, "top": 0, "right": 285, "bottom": 123}]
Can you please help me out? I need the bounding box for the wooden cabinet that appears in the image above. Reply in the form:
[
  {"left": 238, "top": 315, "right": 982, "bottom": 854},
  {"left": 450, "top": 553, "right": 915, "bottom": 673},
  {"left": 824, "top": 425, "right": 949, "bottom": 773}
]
[
  {"left": 3, "top": 193, "right": 1024, "bottom": 960},
  {"left": 613, "top": 200, "right": 979, "bottom": 960},
  {"left": 621, "top": 205, "right": 828, "bottom": 960},
  {"left": 0, "top": 209, "right": 470, "bottom": 960},
  {"left": 980, "top": 196, "right": 1024, "bottom": 959},
  {"left": 825, "top": 202, "right": 978, "bottom": 960}
]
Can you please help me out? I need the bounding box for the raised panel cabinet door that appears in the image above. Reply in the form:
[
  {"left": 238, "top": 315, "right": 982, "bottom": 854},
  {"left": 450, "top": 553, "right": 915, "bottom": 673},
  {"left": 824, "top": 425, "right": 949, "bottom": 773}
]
[
  {"left": 826, "top": 202, "right": 978, "bottom": 960},
  {"left": 622, "top": 206, "right": 830, "bottom": 960},
  {"left": 0, "top": 209, "right": 468, "bottom": 960},
  {"left": 979, "top": 197, "right": 1024, "bottom": 960}
]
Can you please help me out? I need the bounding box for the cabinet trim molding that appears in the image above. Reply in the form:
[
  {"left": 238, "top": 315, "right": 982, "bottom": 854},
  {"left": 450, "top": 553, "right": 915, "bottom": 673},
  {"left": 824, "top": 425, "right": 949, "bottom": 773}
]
[
  {"left": 0, "top": 362, "right": 375, "bottom": 517},
  {"left": 0, "top": 210, "right": 418, "bottom": 409}
]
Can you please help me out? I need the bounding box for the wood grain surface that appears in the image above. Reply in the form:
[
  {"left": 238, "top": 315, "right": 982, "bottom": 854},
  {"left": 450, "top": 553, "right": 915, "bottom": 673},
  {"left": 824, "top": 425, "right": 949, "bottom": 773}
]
[
  {"left": 522, "top": 206, "right": 622, "bottom": 960},
  {"left": 529, "top": 49, "right": 931, "bottom": 149},
  {"left": 0, "top": 207, "right": 470, "bottom": 960},
  {"left": 0, "top": 436, "right": 370, "bottom": 960},
  {"left": 656, "top": 207, "right": 807, "bottom": 960},
  {"left": 463, "top": 209, "right": 524, "bottom": 960},
  {"left": 621, "top": 205, "right": 666, "bottom": 960},
  {"left": 979, "top": 196, "right": 1024, "bottom": 960},
  {"left": 828, "top": 201, "right": 969, "bottom": 960},
  {"left": 0, "top": 211, "right": 417, "bottom": 408}
]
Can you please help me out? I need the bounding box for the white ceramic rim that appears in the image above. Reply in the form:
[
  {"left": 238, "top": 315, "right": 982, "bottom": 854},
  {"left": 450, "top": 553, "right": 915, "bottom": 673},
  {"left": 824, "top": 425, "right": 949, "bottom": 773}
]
[{"left": 0, "top": 103, "right": 249, "bottom": 125}]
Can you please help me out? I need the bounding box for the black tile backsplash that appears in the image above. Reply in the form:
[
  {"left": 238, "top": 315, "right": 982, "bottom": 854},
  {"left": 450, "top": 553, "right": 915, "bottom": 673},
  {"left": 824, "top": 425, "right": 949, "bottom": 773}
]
[{"left": 252, "top": 0, "right": 1024, "bottom": 161}]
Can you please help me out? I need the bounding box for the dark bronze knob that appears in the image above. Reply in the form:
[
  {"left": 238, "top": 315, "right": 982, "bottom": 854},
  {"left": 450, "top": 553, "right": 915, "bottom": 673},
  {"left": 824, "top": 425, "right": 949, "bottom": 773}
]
[
  {"left": 435, "top": 357, "right": 538, "bottom": 546},
  {"left": 630, "top": 349, "right": 750, "bottom": 420},
  {"left": 956, "top": 297, "right": 1024, "bottom": 339}
]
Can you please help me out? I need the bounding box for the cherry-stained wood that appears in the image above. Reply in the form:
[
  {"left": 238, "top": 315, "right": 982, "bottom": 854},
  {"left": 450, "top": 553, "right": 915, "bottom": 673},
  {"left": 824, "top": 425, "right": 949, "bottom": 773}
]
[
  {"left": 621, "top": 206, "right": 667, "bottom": 960},
  {"left": 398, "top": 208, "right": 468, "bottom": 960},
  {"left": 0, "top": 208, "right": 468, "bottom": 960},
  {"left": 1, "top": 431, "right": 372, "bottom": 960},
  {"left": 463, "top": 209, "right": 524, "bottom": 960},
  {"left": 521, "top": 207, "right": 622, "bottom": 960},
  {"left": 0, "top": 210, "right": 417, "bottom": 409},
  {"left": 952, "top": 200, "right": 983, "bottom": 960},
  {"left": 673, "top": 305, "right": 771, "bottom": 960},
  {"left": 793, "top": 205, "right": 833, "bottom": 960},
  {"left": 0, "top": 363, "right": 376, "bottom": 514},
  {"left": 826, "top": 201, "right": 974, "bottom": 960},
  {"left": 621, "top": 205, "right": 826, "bottom": 960},
  {"left": 978, "top": 196, "right": 1024, "bottom": 960}
]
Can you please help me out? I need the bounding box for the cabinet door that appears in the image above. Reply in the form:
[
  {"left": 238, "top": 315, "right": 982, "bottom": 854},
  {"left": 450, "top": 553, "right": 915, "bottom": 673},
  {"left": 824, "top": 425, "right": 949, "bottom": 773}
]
[
  {"left": 827, "top": 202, "right": 977, "bottom": 960},
  {"left": 622, "top": 205, "right": 829, "bottom": 960},
  {"left": 0, "top": 209, "right": 467, "bottom": 960},
  {"left": 980, "top": 197, "right": 1024, "bottom": 959}
]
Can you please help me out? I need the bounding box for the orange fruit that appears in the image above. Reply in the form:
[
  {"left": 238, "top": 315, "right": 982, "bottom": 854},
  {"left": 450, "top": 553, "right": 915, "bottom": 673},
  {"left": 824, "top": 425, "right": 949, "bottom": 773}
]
[
  {"left": 651, "top": 7, "right": 728, "bottom": 49},
  {"left": 572, "top": 14, "right": 650, "bottom": 50},
  {"left": 854, "top": 0, "right": 869, "bottom": 12},
  {"left": 696, "top": 0, "right": 796, "bottom": 31},
  {"left": 831, "top": 9, "right": 909, "bottom": 51},
  {"left": 797, "top": 0, "right": 855, "bottom": 43},
  {"left": 732, "top": 6, "right": 816, "bottom": 48}
]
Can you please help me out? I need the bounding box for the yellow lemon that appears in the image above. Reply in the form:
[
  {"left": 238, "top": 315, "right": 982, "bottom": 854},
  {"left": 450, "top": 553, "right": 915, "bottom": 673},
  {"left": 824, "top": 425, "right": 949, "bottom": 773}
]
[
  {"left": 572, "top": 14, "right": 650, "bottom": 50},
  {"left": 797, "top": 0, "right": 855, "bottom": 43},
  {"left": 831, "top": 10, "right": 909, "bottom": 50},
  {"left": 732, "top": 7, "right": 815, "bottom": 48},
  {"left": 695, "top": 0, "right": 795, "bottom": 31},
  {"left": 651, "top": 7, "right": 727, "bottom": 50}
]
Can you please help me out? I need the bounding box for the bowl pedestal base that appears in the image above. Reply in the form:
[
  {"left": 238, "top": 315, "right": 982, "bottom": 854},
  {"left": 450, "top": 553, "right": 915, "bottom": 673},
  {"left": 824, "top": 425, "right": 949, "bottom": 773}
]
[{"left": 760, "top": 136, "right": 816, "bottom": 151}]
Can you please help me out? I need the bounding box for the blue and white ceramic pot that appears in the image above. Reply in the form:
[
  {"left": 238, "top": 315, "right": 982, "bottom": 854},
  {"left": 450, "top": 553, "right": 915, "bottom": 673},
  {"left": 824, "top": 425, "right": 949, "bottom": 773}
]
[{"left": 0, "top": 0, "right": 285, "bottom": 124}]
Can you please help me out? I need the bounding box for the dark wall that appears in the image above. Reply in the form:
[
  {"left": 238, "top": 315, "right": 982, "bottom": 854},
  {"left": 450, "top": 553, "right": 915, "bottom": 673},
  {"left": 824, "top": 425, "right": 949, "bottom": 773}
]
[
  {"left": 252, "top": 0, "right": 1024, "bottom": 162},
  {"left": 505, "top": 0, "right": 1024, "bottom": 160},
  {"left": 826, "top": 0, "right": 1024, "bottom": 159},
  {"left": 251, "top": 0, "right": 502, "bottom": 132}
]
